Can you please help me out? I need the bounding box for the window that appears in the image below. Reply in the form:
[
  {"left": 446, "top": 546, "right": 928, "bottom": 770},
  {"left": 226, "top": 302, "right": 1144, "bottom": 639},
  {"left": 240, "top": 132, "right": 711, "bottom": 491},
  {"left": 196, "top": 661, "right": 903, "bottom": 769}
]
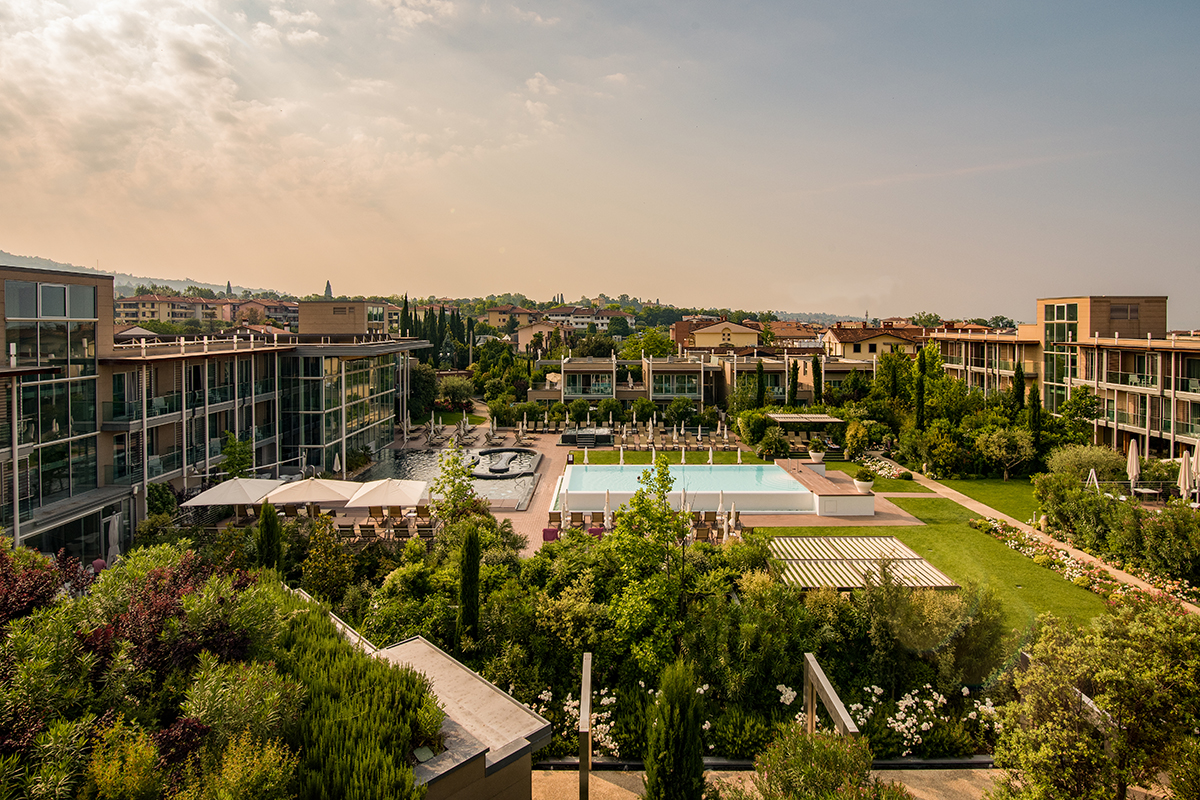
[
  {"left": 332, "top": 307, "right": 347, "bottom": 315},
  {"left": 40, "top": 285, "right": 67, "bottom": 317},
  {"left": 868, "top": 343, "right": 877, "bottom": 353},
  {"left": 5, "top": 281, "right": 37, "bottom": 318},
  {"left": 853, "top": 343, "right": 861, "bottom": 353},
  {"left": 69, "top": 285, "right": 96, "bottom": 318},
  {"left": 1111, "top": 304, "right": 1140, "bottom": 320}
]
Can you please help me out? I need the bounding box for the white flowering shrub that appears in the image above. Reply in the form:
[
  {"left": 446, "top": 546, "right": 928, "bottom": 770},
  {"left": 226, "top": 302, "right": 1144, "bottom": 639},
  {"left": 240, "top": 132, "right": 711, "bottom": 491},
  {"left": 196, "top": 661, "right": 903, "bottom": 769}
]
[{"left": 847, "top": 684, "right": 994, "bottom": 758}]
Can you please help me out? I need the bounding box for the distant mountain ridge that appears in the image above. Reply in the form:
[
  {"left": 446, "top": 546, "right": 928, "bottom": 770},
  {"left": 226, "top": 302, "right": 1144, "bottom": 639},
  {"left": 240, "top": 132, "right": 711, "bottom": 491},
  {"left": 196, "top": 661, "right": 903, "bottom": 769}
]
[{"left": 0, "top": 249, "right": 268, "bottom": 296}]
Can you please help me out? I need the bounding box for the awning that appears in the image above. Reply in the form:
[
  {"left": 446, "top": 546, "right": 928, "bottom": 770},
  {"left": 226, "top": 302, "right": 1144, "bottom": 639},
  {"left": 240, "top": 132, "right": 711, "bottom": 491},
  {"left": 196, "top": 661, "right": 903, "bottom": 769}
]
[
  {"left": 766, "top": 413, "right": 845, "bottom": 424},
  {"left": 770, "top": 536, "right": 957, "bottom": 590}
]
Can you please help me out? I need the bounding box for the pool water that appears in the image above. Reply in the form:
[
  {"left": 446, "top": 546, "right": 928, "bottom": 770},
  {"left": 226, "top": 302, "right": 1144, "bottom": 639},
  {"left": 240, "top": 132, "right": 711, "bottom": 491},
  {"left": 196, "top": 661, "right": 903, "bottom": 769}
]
[{"left": 564, "top": 464, "right": 810, "bottom": 494}]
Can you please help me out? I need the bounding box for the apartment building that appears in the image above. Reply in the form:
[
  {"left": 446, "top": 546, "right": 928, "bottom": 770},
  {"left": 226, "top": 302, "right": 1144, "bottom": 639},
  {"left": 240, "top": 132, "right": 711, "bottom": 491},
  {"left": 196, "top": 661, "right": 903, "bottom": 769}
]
[
  {"left": 114, "top": 294, "right": 220, "bottom": 324},
  {"left": 544, "top": 306, "right": 634, "bottom": 332},
  {"left": 4, "top": 264, "right": 427, "bottom": 563},
  {"left": 821, "top": 322, "right": 927, "bottom": 361},
  {"left": 485, "top": 305, "right": 539, "bottom": 328},
  {"left": 930, "top": 295, "right": 1200, "bottom": 457},
  {"left": 299, "top": 300, "right": 388, "bottom": 337},
  {"left": 231, "top": 299, "right": 299, "bottom": 330}
]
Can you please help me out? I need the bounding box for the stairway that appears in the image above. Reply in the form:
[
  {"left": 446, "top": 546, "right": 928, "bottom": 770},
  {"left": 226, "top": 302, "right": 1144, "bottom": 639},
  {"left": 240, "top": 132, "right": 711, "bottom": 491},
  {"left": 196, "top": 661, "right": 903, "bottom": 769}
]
[{"left": 576, "top": 432, "right": 596, "bottom": 448}]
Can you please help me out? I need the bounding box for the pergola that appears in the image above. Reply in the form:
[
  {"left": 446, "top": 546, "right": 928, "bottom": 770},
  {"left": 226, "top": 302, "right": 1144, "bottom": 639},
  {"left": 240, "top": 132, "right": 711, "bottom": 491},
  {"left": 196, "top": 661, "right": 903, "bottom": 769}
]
[
  {"left": 766, "top": 413, "right": 844, "bottom": 424},
  {"left": 770, "top": 536, "right": 958, "bottom": 590}
]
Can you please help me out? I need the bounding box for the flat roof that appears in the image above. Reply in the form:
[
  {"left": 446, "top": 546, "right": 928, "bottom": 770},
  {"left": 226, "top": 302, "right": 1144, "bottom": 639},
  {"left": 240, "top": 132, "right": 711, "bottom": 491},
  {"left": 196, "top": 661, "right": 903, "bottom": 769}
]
[
  {"left": 377, "top": 636, "right": 551, "bottom": 770},
  {"left": 767, "top": 413, "right": 844, "bottom": 423},
  {"left": 770, "top": 536, "right": 958, "bottom": 590}
]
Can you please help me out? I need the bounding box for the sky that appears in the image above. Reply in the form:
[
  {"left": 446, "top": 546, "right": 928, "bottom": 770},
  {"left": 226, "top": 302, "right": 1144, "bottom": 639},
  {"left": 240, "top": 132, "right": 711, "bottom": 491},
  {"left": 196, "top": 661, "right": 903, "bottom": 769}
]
[{"left": 1, "top": 1, "right": 1199, "bottom": 324}]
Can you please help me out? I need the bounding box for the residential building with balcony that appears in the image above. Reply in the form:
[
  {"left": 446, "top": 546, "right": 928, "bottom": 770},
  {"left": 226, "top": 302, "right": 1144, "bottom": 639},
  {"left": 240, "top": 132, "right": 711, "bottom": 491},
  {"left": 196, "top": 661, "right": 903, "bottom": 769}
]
[
  {"left": 543, "top": 306, "right": 633, "bottom": 332},
  {"left": 485, "top": 305, "right": 539, "bottom": 328},
  {"left": 928, "top": 323, "right": 1041, "bottom": 397},
  {"left": 114, "top": 294, "right": 220, "bottom": 324},
  {"left": 821, "top": 322, "right": 927, "bottom": 361}
]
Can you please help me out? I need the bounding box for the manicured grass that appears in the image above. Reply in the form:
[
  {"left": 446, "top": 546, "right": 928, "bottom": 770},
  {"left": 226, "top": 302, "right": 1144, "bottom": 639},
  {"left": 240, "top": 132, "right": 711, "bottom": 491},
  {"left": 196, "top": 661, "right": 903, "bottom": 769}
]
[
  {"left": 823, "top": 462, "right": 933, "bottom": 493},
  {"left": 570, "top": 449, "right": 770, "bottom": 465},
  {"left": 939, "top": 477, "right": 1039, "bottom": 523},
  {"left": 416, "top": 411, "right": 487, "bottom": 426},
  {"left": 763, "top": 497, "right": 1107, "bottom": 633}
]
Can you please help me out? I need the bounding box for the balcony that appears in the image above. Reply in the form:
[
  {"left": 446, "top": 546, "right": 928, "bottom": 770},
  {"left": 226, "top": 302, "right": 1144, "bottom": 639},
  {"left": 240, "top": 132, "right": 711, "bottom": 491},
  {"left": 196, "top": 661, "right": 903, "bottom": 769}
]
[
  {"left": 237, "top": 382, "right": 253, "bottom": 399},
  {"left": 1171, "top": 419, "right": 1200, "bottom": 438},
  {"left": 103, "top": 463, "right": 142, "bottom": 486},
  {"left": 146, "top": 450, "right": 182, "bottom": 479},
  {"left": 254, "top": 377, "right": 276, "bottom": 395},
  {"left": 208, "top": 385, "right": 234, "bottom": 404},
  {"left": 209, "top": 438, "right": 224, "bottom": 457},
  {"left": 1114, "top": 409, "right": 1147, "bottom": 427},
  {"left": 103, "top": 401, "right": 142, "bottom": 423},
  {"left": 185, "top": 389, "right": 205, "bottom": 408},
  {"left": 1106, "top": 371, "right": 1157, "bottom": 389},
  {"left": 187, "top": 445, "right": 206, "bottom": 465},
  {"left": 1176, "top": 377, "right": 1200, "bottom": 395},
  {"left": 563, "top": 384, "right": 614, "bottom": 397},
  {"left": 147, "top": 393, "right": 181, "bottom": 417},
  {"left": 255, "top": 423, "right": 276, "bottom": 440}
]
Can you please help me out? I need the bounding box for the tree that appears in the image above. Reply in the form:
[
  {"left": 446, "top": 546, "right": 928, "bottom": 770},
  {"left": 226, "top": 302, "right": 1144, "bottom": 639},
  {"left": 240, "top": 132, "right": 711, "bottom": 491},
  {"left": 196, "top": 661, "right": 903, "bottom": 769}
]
[
  {"left": 1058, "top": 388, "right": 1100, "bottom": 446},
  {"left": 431, "top": 444, "right": 487, "bottom": 523},
  {"left": 608, "top": 316, "right": 632, "bottom": 337},
  {"left": 619, "top": 327, "right": 675, "bottom": 360},
  {"left": 876, "top": 348, "right": 913, "bottom": 403},
  {"left": 225, "top": 280, "right": 232, "bottom": 296},
  {"left": 1029, "top": 381, "right": 1043, "bottom": 454},
  {"left": 147, "top": 483, "right": 177, "bottom": 516},
  {"left": 664, "top": 397, "right": 695, "bottom": 427},
  {"left": 456, "top": 523, "right": 481, "bottom": 653},
  {"left": 503, "top": 316, "right": 519, "bottom": 335},
  {"left": 761, "top": 320, "right": 775, "bottom": 345},
  {"left": 568, "top": 398, "right": 590, "bottom": 424},
  {"left": 976, "top": 428, "right": 1035, "bottom": 481},
  {"left": 788, "top": 360, "right": 799, "bottom": 407},
  {"left": 302, "top": 515, "right": 353, "bottom": 602},
  {"left": 220, "top": 431, "right": 253, "bottom": 479},
  {"left": 1012, "top": 361, "right": 1026, "bottom": 410},
  {"left": 643, "top": 659, "right": 705, "bottom": 800},
  {"left": 438, "top": 375, "right": 475, "bottom": 408},
  {"left": 409, "top": 362, "right": 438, "bottom": 418},
  {"left": 596, "top": 397, "right": 625, "bottom": 425},
  {"left": 812, "top": 356, "right": 823, "bottom": 405},
  {"left": 988, "top": 315, "right": 1016, "bottom": 329},
  {"left": 915, "top": 350, "right": 927, "bottom": 431},
  {"left": 255, "top": 503, "right": 282, "bottom": 570},
  {"left": 910, "top": 311, "right": 941, "bottom": 328},
  {"left": 755, "top": 361, "right": 766, "bottom": 408},
  {"left": 324, "top": 280, "right": 333, "bottom": 299}
]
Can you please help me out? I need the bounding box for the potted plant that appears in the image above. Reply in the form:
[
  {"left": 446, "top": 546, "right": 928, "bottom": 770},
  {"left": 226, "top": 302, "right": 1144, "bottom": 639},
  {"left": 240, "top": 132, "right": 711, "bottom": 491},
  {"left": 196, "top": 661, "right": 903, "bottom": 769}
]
[
  {"left": 853, "top": 468, "right": 876, "bottom": 493},
  {"left": 808, "top": 438, "right": 826, "bottom": 463}
]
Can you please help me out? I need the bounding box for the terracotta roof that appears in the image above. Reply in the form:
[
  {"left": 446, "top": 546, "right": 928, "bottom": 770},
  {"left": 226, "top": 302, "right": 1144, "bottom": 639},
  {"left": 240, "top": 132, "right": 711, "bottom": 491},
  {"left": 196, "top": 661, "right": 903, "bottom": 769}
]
[
  {"left": 824, "top": 327, "right": 927, "bottom": 344},
  {"left": 594, "top": 309, "right": 633, "bottom": 318},
  {"left": 693, "top": 320, "right": 760, "bottom": 335},
  {"left": 487, "top": 304, "right": 535, "bottom": 314}
]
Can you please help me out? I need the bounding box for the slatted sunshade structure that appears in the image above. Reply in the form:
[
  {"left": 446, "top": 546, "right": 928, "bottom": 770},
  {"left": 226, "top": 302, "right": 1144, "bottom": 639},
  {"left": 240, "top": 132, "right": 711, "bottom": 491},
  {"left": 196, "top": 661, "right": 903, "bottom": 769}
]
[
  {"left": 771, "top": 536, "right": 958, "bottom": 590},
  {"left": 766, "top": 413, "right": 844, "bottom": 424}
]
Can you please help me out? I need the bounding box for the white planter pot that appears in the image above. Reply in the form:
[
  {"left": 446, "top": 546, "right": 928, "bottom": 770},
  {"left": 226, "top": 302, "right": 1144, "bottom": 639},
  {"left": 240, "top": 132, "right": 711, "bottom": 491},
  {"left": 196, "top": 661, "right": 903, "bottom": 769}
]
[
  {"left": 809, "top": 451, "right": 825, "bottom": 463},
  {"left": 854, "top": 480, "right": 874, "bottom": 493}
]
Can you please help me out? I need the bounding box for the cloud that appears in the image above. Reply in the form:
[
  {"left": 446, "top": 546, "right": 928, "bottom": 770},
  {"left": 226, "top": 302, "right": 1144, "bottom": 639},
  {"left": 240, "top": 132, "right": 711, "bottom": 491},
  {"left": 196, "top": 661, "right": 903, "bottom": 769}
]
[
  {"left": 286, "top": 28, "right": 327, "bottom": 45},
  {"left": 525, "top": 72, "right": 559, "bottom": 95},
  {"left": 251, "top": 22, "right": 281, "bottom": 46},
  {"left": 510, "top": 5, "right": 559, "bottom": 26},
  {"left": 270, "top": 8, "right": 322, "bottom": 26},
  {"left": 603, "top": 73, "right": 628, "bottom": 85},
  {"left": 371, "top": 0, "right": 456, "bottom": 30}
]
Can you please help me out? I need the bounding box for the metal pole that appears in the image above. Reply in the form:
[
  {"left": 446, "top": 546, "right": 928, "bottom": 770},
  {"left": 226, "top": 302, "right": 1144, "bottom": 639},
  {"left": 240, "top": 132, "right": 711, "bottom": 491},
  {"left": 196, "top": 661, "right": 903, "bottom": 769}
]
[{"left": 579, "top": 652, "right": 592, "bottom": 800}]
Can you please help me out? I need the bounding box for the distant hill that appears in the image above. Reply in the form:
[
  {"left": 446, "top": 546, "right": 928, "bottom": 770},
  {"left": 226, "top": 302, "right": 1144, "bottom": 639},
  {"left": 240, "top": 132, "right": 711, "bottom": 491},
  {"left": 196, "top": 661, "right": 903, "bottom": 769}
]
[{"left": 0, "top": 249, "right": 271, "bottom": 297}]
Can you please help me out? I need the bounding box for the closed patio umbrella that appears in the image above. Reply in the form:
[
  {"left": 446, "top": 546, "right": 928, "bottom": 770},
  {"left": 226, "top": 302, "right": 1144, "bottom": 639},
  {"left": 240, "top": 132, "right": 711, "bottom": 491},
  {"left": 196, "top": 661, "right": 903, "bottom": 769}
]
[
  {"left": 737, "top": 449, "right": 743, "bottom": 464},
  {"left": 333, "top": 453, "right": 342, "bottom": 475},
  {"left": 604, "top": 490, "right": 612, "bottom": 529},
  {"left": 584, "top": 448, "right": 589, "bottom": 464},
  {"left": 344, "top": 479, "right": 428, "bottom": 509},
  {"left": 561, "top": 487, "right": 569, "bottom": 519},
  {"left": 619, "top": 445, "right": 625, "bottom": 465},
  {"left": 183, "top": 478, "right": 283, "bottom": 506},
  {"left": 708, "top": 447, "right": 714, "bottom": 464},
  {"left": 1178, "top": 451, "right": 1193, "bottom": 500},
  {"left": 1127, "top": 439, "right": 1141, "bottom": 489},
  {"left": 106, "top": 513, "right": 122, "bottom": 563},
  {"left": 680, "top": 448, "right": 686, "bottom": 464}
]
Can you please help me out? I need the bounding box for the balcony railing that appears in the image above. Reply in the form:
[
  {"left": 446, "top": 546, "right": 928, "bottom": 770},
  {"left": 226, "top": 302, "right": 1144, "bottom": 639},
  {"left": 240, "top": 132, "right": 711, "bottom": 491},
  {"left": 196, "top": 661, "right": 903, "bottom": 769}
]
[
  {"left": 255, "top": 423, "right": 276, "bottom": 440},
  {"left": 1176, "top": 377, "right": 1200, "bottom": 395},
  {"left": 147, "top": 393, "right": 181, "bottom": 417},
  {"left": 1171, "top": 419, "right": 1200, "bottom": 438},
  {"left": 208, "top": 385, "right": 234, "bottom": 404},
  {"left": 187, "top": 445, "right": 206, "bottom": 465},
  {"left": 564, "top": 385, "right": 614, "bottom": 396},
  {"left": 1114, "top": 409, "right": 1146, "bottom": 427},
  {"left": 1106, "top": 371, "right": 1157, "bottom": 389},
  {"left": 103, "top": 463, "right": 142, "bottom": 485},
  {"left": 146, "top": 450, "right": 181, "bottom": 479},
  {"left": 237, "top": 382, "right": 253, "bottom": 399},
  {"left": 103, "top": 401, "right": 141, "bottom": 423},
  {"left": 254, "top": 377, "right": 276, "bottom": 395},
  {"left": 209, "top": 438, "right": 224, "bottom": 457},
  {"left": 185, "top": 389, "right": 205, "bottom": 407}
]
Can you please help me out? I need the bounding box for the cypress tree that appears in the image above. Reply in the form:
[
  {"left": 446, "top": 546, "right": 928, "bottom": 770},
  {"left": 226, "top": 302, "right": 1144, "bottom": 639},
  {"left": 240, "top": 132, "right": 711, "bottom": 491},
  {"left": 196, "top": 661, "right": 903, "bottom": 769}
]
[
  {"left": 789, "top": 360, "right": 799, "bottom": 407},
  {"left": 401, "top": 294, "right": 409, "bottom": 336},
  {"left": 1029, "top": 380, "right": 1043, "bottom": 454},
  {"left": 456, "top": 524, "right": 481, "bottom": 652},
  {"left": 324, "top": 280, "right": 333, "bottom": 299},
  {"left": 812, "top": 355, "right": 823, "bottom": 405},
  {"left": 915, "top": 350, "right": 927, "bottom": 431},
  {"left": 1013, "top": 361, "right": 1026, "bottom": 410},
  {"left": 255, "top": 503, "right": 282, "bottom": 570},
  {"left": 644, "top": 659, "right": 705, "bottom": 800},
  {"left": 755, "top": 361, "right": 765, "bottom": 408}
]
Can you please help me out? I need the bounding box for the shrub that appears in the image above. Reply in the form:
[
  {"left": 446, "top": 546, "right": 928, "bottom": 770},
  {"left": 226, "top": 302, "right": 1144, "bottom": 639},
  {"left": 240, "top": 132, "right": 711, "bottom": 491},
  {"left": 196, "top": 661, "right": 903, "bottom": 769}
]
[
  {"left": 664, "top": 397, "right": 696, "bottom": 428},
  {"left": 300, "top": 516, "right": 353, "bottom": 603},
  {"left": 87, "top": 717, "right": 163, "bottom": 800},
  {"left": 845, "top": 420, "right": 870, "bottom": 461},
  {"left": 549, "top": 401, "right": 569, "bottom": 421},
  {"left": 1171, "top": 737, "right": 1200, "bottom": 800},
  {"left": 807, "top": 437, "right": 827, "bottom": 453},
  {"left": 596, "top": 398, "right": 625, "bottom": 425},
  {"left": 631, "top": 397, "right": 657, "bottom": 424},
  {"left": 146, "top": 483, "right": 178, "bottom": 517},
  {"left": 1046, "top": 444, "right": 1128, "bottom": 482},
  {"left": 855, "top": 469, "right": 876, "bottom": 483},
  {"left": 644, "top": 659, "right": 705, "bottom": 800},
  {"left": 255, "top": 504, "right": 282, "bottom": 571},
  {"left": 722, "top": 725, "right": 913, "bottom": 800},
  {"left": 173, "top": 730, "right": 297, "bottom": 800},
  {"left": 569, "top": 398, "right": 590, "bottom": 424},
  {"left": 755, "top": 426, "right": 790, "bottom": 461},
  {"left": 898, "top": 471, "right": 913, "bottom": 481},
  {"left": 182, "top": 652, "right": 303, "bottom": 748},
  {"left": 737, "top": 410, "right": 771, "bottom": 445},
  {"left": 709, "top": 706, "right": 774, "bottom": 760},
  {"left": 437, "top": 375, "right": 475, "bottom": 408}
]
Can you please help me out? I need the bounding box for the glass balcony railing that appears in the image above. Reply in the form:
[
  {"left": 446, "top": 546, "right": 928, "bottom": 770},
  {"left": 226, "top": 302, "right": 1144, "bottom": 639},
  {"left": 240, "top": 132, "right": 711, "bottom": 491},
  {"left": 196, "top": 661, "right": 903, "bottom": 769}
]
[
  {"left": 147, "top": 393, "right": 181, "bottom": 417},
  {"left": 102, "top": 401, "right": 141, "bottom": 422},
  {"left": 185, "top": 389, "right": 205, "bottom": 408},
  {"left": 255, "top": 423, "right": 276, "bottom": 440},
  {"left": 1176, "top": 377, "right": 1200, "bottom": 394},
  {"left": 1106, "top": 371, "right": 1157, "bottom": 388},
  {"left": 208, "top": 385, "right": 234, "bottom": 404},
  {"left": 146, "top": 450, "right": 181, "bottom": 478},
  {"left": 209, "top": 438, "right": 224, "bottom": 457},
  {"left": 943, "top": 355, "right": 963, "bottom": 365},
  {"left": 1115, "top": 409, "right": 1146, "bottom": 427},
  {"left": 1172, "top": 420, "right": 1200, "bottom": 437},
  {"left": 254, "top": 378, "right": 276, "bottom": 395},
  {"left": 187, "top": 445, "right": 205, "bottom": 465},
  {"left": 237, "top": 382, "right": 253, "bottom": 399},
  {"left": 564, "top": 385, "right": 614, "bottom": 396},
  {"left": 103, "top": 463, "right": 142, "bottom": 485}
]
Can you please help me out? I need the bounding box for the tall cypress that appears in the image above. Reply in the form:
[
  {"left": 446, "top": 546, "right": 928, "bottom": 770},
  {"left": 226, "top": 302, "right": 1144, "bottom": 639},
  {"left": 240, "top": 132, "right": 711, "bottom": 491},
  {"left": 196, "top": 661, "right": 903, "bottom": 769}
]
[
  {"left": 755, "top": 361, "right": 765, "bottom": 408},
  {"left": 401, "top": 294, "right": 409, "bottom": 336},
  {"left": 915, "top": 350, "right": 927, "bottom": 431},
  {"left": 255, "top": 503, "right": 282, "bottom": 570},
  {"left": 812, "top": 355, "right": 823, "bottom": 405},
  {"left": 789, "top": 360, "right": 799, "bottom": 407},
  {"left": 1029, "top": 380, "right": 1043, "bottom": 454},
  {"left": 456, "top": 525, "right": 481, "bottom": 653},
  {"left": 1013, "top": 361, "right": 1026, "bottom": 410},
  {"left": 644, "top": 660, "right": 705, "bottom": 800}
]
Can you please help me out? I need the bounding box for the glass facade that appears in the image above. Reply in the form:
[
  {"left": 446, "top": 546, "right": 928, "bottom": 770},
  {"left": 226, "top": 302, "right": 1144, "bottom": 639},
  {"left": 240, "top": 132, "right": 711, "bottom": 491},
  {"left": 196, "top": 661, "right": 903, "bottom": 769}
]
[
  {"left": 1043, "top": 303, "right": 1078, "bottom": 414},
  {"left": 2, "top": 280, "right": 100, "bottom": 531}
]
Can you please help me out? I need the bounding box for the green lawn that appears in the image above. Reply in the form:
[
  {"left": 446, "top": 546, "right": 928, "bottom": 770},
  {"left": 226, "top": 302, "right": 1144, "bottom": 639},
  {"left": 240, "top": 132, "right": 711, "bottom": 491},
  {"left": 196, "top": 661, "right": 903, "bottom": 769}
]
[
  {"left": 414, "top": 411, "right": 488, "bottom": 426},
  {"left": 763, "top": 497, "right": 1106, "bottom": 633},
  {"left": 823, "top": 462, "right": 933, "bottom": 493},
  {"left": 939, "top": 477, "right": 1039, "bottom": 523},
  {"left": 570, "top": 449, "right": 770, "bottom": 465}
]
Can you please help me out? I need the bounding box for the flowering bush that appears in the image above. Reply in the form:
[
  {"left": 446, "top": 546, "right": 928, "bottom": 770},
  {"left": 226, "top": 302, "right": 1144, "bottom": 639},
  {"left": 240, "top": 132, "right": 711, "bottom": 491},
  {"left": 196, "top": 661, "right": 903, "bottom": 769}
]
[
  {"left": 969, "top": 517, "right": 1199, "bottom": 604},
  {"left": 847, "top": 684, "right": 994, "bottom": 758},
  {"left": 860, "top": 456, "right": 906, "bottom": 480}
]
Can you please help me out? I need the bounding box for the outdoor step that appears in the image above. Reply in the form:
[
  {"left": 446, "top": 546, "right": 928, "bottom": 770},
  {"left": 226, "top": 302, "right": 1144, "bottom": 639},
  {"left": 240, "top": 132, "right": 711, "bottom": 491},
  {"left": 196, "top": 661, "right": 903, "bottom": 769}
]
[{"left": 576, "top": 433, "right": 596, "bottom": 447}]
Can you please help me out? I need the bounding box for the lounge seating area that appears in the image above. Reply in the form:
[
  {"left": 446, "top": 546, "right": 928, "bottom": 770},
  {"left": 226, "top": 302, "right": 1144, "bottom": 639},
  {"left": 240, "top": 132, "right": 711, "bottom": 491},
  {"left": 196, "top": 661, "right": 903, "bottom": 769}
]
[{"left": 542, "top": 507, "right": 747, "bottom": 544}]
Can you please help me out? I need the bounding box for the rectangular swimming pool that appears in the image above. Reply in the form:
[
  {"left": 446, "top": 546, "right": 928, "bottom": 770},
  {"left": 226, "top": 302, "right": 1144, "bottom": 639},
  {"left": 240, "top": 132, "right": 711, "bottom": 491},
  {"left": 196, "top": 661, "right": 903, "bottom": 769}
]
[{"left": 556, "top": 464, "right": 814, "bottom": 513}]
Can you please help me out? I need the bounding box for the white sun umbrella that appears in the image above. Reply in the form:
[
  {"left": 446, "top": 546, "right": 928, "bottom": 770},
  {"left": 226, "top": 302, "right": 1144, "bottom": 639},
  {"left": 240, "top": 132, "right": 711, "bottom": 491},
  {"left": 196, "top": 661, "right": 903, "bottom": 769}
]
[
  {"left": 737, "top": 449, "right": 743, "bottom": 464},
  {"left": 345, "top": 479, "right": 428, "bottom": 509},
  {"left": 708, "top": 446, "right": 714, "bottom": 465},
  {"left": 717, "top": 490, "right": 724, "bottom": 515},
  {"left": 523, "top": 411, "right": 528, "bottom": 428},
  {"left": 651, "top": 445, "right": 657, "bottom": 462},
  {"left": 1127, "top": 439, "right": 1141, "bottom": 488},
  {"left": 673, "top": 425, "right": 678, "bottom": 443},
  {"left": 609, "top": 412, "right": 613, "bottom": 427},
  {"left": 587, "top": 411, "right": 591, "bottom": 427},
  {"left": 544, "top": 408, "right": 549, "bottom": 424},
  {"left": 182, "top": 478, "right": 283, "bottom": 507},
  {"left": 561, "top": 487, "right": 569, "bottom": 518},
  {"left": 604, "top": 490, "right": 612, "bottom": 528},
  {"left": 333, "top": 452, "right": 342, "bottom": 475},
  {"left": 584, "top": 448, "right": 589, "bottom": 464},
  {"left": 633, "top": 409, "right": 638, "bottom": 426},
  {"left": 680, "top": 486, "right": 687, "bottom": 512},
  {"left": 106, "top": 513, "right": 122, "bottom": 563},
  {"left": 681, "top": 448, "right": 686, "bottom": 464},
  {"left": 264, "top": 478, "right": 358, "bottom": 508},
  {"left": 1178, "top": 450, "right": 1193, "bottom": 500},
  {"left": 619, "top": 445, "right": 625, "bottom": 465}
]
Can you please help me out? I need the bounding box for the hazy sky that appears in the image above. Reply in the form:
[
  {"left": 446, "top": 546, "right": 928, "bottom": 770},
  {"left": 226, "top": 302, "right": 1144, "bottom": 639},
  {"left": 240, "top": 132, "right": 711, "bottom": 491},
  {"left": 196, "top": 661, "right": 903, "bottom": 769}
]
[{"left": 2, "top": 1, "right": 1199, "bottom": 323}]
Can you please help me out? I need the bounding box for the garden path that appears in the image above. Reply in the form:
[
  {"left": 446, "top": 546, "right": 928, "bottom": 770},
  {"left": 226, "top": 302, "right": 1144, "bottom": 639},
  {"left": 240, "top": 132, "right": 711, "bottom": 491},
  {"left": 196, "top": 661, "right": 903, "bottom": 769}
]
[
  {"left": 530, "top": 768, "right": 999, "bottom": 799},
  {"left": 893, "top": 461, "right": 1200, "bottom": 615}
]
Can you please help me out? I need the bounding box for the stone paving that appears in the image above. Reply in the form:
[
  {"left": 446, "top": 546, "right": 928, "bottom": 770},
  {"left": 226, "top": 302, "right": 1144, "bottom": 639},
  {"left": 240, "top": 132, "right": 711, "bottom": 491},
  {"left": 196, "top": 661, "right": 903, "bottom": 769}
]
[{"left": 531, "top": 768, "right": 1000, "bottom": 800}]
